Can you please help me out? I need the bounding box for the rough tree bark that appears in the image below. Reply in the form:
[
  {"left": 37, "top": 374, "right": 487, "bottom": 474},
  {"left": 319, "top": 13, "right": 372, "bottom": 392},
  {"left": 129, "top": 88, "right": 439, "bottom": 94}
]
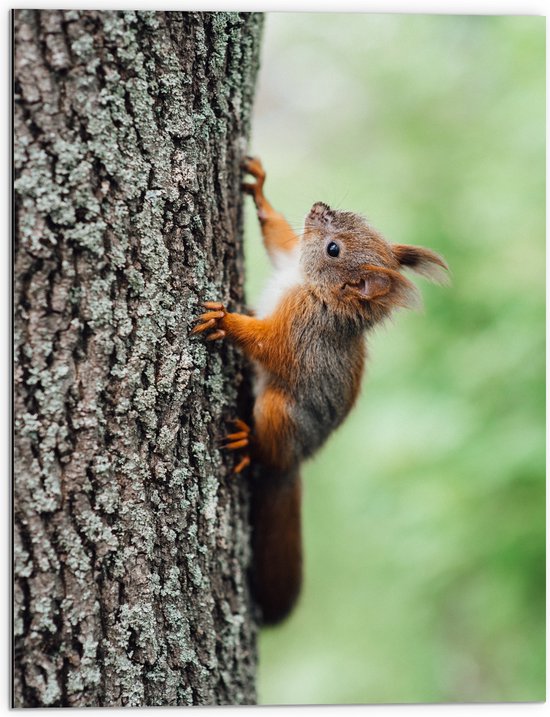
[{"left": 13, "top": 10, "right": 263, "bottom": 707}]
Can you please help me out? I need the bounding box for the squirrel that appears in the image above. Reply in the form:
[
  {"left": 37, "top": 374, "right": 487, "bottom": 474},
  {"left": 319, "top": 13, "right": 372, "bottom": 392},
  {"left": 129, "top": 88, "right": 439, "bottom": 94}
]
[{"left": 193, "top": 156, "right": 448, "bottom": 625}]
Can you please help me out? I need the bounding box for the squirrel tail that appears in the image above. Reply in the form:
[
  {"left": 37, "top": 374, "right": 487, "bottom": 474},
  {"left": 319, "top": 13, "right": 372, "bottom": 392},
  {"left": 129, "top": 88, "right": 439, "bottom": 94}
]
[{"left": 250, "top": 467, "right": 302, "bottom": 625}]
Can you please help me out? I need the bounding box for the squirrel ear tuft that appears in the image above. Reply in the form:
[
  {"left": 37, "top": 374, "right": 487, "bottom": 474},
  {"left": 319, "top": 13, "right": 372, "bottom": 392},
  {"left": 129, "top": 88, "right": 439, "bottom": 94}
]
[{"left": 393, "top": 244, "right": 449, "bottom": 284}]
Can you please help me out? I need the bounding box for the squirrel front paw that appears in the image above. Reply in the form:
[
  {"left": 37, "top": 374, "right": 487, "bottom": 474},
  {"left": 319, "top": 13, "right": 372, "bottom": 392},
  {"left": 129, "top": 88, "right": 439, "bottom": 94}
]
[
  {"left": 192, "top": 301, "right": 227, "bottom": 341},
  {"left": 242, "top": 156, "right": 265, "bottom": 197}
]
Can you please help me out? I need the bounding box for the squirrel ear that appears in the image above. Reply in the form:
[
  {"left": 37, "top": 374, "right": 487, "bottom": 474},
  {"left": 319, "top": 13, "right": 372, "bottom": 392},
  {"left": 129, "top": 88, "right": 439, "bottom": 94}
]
[
  {"left": 362, "top": 268, "right": 392, "bottom": 300},
  {"left": 393, "top": 244, "right": 448, "bottom": 283},
  {"left": 360, "top": 264, "right": 420, "bottom": 308}
]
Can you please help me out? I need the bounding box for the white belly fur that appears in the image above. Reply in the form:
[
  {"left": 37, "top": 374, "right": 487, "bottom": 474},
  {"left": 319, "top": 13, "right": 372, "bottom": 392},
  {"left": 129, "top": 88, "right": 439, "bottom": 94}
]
[
  {"left": 254, "top": 247, "right": 302, "bottom": 319},
  {"left": 252, "top": 247, "right": 302, "bottom": 398}
]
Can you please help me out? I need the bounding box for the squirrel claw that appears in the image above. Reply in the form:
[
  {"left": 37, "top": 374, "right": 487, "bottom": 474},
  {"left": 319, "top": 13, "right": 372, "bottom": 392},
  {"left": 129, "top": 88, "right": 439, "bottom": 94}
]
[
  {"left": 242, "top": 157, "right": 270, "bottom": 220},
  {"left": 203, "top": 301, "right": 224, "bottom": 311},
  {"left": 224, "top": 438, "right": 249, "bottom": 451},
  {"left": 224, "top": 430, "right": 248, "bottom": 442},
  {"left": 242, "top": 156, "right": 265, "bottom": 179},
  {"left": 242, "top": 181, "right": 256, "bottom": 195},
  {"left": 199, "top": 310, "right": 225, "bottom": 321},
  {"left": 222, "top": 419, "right": 252, "bottom": 472},
  {"left": 192, "top": 318, "right": 216, "bottom": 334},
  {"left": 233, "top": 454, "right": 251, "bottom": 474},
  {"left": 232, "top": 418, "right": 250, "bottom": 432},
  {"left": 206, "top": 329, "right": 226, "bottom": 341},
  {"left": 242, "top": 157, "right": 265, "bottom": 203},
  {"left": 192, "top": 301, "right": 226, "bottom": 340}
]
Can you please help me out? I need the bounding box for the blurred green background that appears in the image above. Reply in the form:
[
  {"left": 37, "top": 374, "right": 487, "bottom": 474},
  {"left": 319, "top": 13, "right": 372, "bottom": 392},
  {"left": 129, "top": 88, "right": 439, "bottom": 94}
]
[{"left": 243, "top": 13, "right": 545, "bottom": 705}]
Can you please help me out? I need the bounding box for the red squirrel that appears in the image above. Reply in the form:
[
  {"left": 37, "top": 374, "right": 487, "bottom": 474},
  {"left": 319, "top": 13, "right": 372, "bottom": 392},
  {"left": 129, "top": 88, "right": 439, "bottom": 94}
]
[{"left": 193, "top": 157, "right": 448, "bottom": 625}]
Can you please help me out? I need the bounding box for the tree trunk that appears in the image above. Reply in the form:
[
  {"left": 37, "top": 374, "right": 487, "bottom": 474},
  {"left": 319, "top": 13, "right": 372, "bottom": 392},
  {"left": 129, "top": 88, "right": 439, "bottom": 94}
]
[{"left": 13, "top": 10, "right": 263, "bottom": 707}]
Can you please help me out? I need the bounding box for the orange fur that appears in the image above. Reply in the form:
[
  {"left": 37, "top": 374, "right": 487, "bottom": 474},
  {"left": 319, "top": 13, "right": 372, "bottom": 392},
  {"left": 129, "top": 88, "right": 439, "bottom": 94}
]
[
  {"left": 194, "top": 157, "right": 447, "bottom": 626},
  {"left": 218, "top": 296, "right": 298, "bottom": 390},
  {"left": 253, "top": 386, "right": 295, "bottom": 472}
]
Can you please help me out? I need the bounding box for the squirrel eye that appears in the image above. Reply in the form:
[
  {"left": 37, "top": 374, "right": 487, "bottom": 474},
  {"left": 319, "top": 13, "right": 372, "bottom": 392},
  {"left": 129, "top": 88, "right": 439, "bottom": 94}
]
[{"left": 326, "top": 241, "right": 340, "bottom": 258}]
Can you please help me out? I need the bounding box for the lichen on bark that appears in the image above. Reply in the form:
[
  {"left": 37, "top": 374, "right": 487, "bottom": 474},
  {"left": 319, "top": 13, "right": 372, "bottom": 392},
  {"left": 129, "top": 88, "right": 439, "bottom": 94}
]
[{"left": 13, "top": 9, "right": 263, "bottom": 706}]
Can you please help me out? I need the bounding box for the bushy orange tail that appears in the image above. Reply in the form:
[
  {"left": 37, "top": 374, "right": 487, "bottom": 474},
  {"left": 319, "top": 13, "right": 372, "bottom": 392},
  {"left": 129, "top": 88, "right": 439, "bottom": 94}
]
[{"left": 250, "top": 468, "right": 302, "bottom": 625}]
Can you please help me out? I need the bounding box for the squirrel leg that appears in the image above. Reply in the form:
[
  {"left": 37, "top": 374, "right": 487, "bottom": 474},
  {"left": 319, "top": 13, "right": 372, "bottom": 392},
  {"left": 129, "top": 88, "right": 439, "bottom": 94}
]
[
  {"left": 242, "top": 156, "right": 299, "bottom": 259},
  {"left": 218, "top": 385, "right": 297, "bottom": 478},
  {"left": 252, "top": 386, "right": 297, "bottom": 473}
]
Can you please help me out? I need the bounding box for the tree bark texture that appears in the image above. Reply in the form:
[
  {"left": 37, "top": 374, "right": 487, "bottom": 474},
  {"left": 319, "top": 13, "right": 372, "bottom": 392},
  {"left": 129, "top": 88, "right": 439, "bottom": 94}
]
[{"left": 13, "top": 10, "right": 263, "bottom": 707}]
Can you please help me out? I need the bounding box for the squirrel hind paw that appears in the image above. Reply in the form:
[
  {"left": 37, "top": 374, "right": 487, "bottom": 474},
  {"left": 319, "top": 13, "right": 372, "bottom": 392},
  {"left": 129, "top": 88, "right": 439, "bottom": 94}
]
[
  {"left": 221, "top": 423, "right": 250, "bottom": 450},
  {"left": 221, "top": 419, "right": 252, "bottom": 474}
]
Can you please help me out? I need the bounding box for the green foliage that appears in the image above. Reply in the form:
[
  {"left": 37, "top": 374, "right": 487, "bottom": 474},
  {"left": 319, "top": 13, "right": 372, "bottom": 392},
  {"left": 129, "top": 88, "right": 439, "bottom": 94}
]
[{"left": 244, "top": 13, "right": 545, "bottom": 705}]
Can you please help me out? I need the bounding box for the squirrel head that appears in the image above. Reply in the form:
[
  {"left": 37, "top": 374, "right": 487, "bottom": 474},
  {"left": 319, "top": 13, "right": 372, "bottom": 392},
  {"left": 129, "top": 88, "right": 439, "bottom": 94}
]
[{"left": 300, "top": 202, "right": 448, "bottom": 322}]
